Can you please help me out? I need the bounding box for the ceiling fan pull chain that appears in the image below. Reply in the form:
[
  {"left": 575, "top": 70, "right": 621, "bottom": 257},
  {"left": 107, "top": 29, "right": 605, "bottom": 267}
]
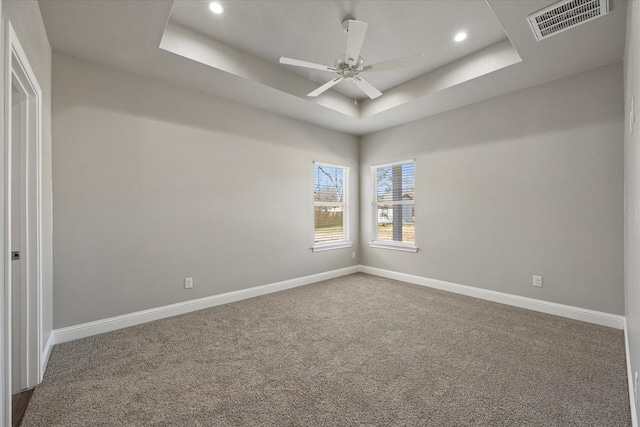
[{"left": 354, "top": 79, "right": 357, "bottom": 105}]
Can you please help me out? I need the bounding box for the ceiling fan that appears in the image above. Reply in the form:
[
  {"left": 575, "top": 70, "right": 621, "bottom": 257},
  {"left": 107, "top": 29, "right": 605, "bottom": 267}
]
[{"left": 280, "top": 19, "right": 424, "bottom": 100}]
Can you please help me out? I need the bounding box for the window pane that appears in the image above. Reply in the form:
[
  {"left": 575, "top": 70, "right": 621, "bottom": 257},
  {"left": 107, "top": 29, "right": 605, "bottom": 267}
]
[
  {"left": 315, "top": 206, "right": 344, "bottom": 242},
  {"left": 314, "top": 165, "right": 344, "bottom": 203},
  {"left": 376, "top": 205, "right": 414, "bottom": 243},
  {"left": 376, "top": 162, "right": 414, "bottom": 201},
  {"left": 374, "top": 160, "right": 415, "bottom": 244},
  {"left": 314, "top": 163, "right": 348, "bottom": 245}
]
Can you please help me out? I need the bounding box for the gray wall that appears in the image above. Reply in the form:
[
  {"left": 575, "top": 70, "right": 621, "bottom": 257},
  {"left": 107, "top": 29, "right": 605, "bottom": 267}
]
[
  {"left": 52, "top": 53, "right": 359, "bottom": 329},
  {"left": 2, "top": 0, "right": 54, "bottom": 359},
  {"left": 360, "top": 62, "right": 624, "bottom": 315},
  {"left": 624, "top": 0, "right": 640, "bottom": 420}
]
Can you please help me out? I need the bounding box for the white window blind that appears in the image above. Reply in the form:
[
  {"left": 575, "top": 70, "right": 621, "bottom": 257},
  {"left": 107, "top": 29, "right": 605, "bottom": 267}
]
[
  {"left": 372, "top": 160, "right": 415, "bottom": 248},
  {"left": 314, "top": 163, "right": 349, "bottom": 246}
]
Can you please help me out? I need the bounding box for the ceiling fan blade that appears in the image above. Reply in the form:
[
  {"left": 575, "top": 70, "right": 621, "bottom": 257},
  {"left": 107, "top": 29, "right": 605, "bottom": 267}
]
[
  {"left": 362, "top": 53, "right": 424, "bottom": 73},
  {"left": 345, "top": 20, "right": 368, "bottom": 66},
  {"left": 355, "top": 77, "right": 382, "bottom": 99},
  {"left": 308, "top": 77, "right": 344, "bottom": 97},
  {"left": 280, "top": 57, "right": 336, "bottom": 72}
]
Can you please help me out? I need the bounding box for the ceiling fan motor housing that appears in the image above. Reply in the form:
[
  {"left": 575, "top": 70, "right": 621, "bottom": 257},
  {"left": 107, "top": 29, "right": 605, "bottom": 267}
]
[{"left": 335, "top": 54, "right": 363, "bottom": 80}]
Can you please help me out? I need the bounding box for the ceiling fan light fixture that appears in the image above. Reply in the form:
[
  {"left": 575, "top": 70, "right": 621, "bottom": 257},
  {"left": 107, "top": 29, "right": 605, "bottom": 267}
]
[
  {"left": 454, "top": 32, "right": 467, "bottom": 42},
  {"left": 208, "top": 2, "right": 224, "bottom": 15}
]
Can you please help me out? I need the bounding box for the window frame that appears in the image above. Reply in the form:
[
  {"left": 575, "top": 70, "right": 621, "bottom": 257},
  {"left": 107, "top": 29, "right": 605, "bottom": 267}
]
[
  {"left": 370, "top": 159, "right": 418, "bottom": 253},
  {"left": 312, "top": 161, "right": 352, "bottom": 252}
]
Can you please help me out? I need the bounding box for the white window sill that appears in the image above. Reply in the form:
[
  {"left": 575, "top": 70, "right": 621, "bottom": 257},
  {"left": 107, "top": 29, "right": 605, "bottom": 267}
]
[
  {"left": 369, "top": 241, "right": 418, "bottom": 253},
  {"left": 312, "top": 241, "right": 353, "bottom": 252}
]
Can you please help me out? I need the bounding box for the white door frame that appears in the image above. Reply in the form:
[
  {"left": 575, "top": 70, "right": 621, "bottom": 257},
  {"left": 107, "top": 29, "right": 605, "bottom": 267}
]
[{"left": 1, "top": 19, "right": 43, "bottom": 426}]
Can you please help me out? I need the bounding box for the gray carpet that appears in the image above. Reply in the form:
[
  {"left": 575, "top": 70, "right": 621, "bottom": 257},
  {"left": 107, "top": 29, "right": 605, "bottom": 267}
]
[{"left": 23, "top": 273, "right": 630, "bottom": 426}]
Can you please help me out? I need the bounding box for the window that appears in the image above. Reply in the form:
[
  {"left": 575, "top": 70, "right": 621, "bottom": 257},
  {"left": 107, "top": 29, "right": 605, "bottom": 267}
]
[
  {"left": 371, "top": 160, "right": 417, "bottom": 252},
  {"left": 313, "top": 162, "right": 351, "bottom": 251}
]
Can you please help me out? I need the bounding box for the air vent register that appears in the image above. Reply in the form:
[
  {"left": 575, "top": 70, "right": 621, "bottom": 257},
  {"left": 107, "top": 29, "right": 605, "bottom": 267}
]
[{"left": 527, "top": 0, "right": 609, "bottom": 41}]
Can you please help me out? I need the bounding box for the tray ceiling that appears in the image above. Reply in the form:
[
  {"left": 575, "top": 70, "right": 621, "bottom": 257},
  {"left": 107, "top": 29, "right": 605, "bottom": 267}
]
[{"left": 38, "top": 0, "right": 627, "bottom": 135}]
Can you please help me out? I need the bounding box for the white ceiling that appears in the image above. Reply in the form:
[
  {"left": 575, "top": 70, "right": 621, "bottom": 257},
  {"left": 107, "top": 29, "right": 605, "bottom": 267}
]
[{"left": 38, "top": 0, "right": 627, "bottom": 135}]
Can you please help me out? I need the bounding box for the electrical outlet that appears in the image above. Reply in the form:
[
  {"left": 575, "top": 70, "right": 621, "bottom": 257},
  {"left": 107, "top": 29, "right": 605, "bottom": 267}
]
[
  {"left": 352, "top": 251, "right": 356, "bottom": 259},
  {"left": 532, "top": 275, "right": 543, "bottom": 288},
  {"left": 184, "top": 277, "right": 194, "bottom": 289}
]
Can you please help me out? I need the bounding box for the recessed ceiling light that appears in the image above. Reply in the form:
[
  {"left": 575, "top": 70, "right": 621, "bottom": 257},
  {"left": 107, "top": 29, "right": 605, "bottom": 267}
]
[
  {"left": 208, "top": 2, "right": 224, "bottom": 14},
  {"left": 454, "top": 32, "right": 467, "bottom": 42}
]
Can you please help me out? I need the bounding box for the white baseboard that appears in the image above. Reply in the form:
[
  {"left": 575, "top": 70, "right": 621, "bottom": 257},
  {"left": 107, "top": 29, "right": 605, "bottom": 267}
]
[
  {"left": 40, "top": 331, "right": 54, "bottom": 379},
  {"left": 52, "top": 264, "right": 624, "bottom": 346},
  {"left": 53, "top": 266, "right": 359, "bottom": 345},
  {"left": 625, "top": 318, "right": 639, "bottom": 427},
  {"left": 360, "top": 266, "right": 625, "bottom": 330}
]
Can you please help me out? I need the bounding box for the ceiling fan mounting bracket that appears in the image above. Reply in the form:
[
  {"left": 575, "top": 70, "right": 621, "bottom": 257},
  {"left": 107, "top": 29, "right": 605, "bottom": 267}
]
[{"left": 341, "top": 18, "right": 353, "bottom": 33}]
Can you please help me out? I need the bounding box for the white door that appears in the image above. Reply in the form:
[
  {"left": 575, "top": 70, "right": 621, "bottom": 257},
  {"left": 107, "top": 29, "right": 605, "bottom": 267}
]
[
  {"left": 10, "top": 81, "right": 26, "bottom": 395},
  {"left": 2, "top": 21, "right": 44, "bottom": 426}
]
